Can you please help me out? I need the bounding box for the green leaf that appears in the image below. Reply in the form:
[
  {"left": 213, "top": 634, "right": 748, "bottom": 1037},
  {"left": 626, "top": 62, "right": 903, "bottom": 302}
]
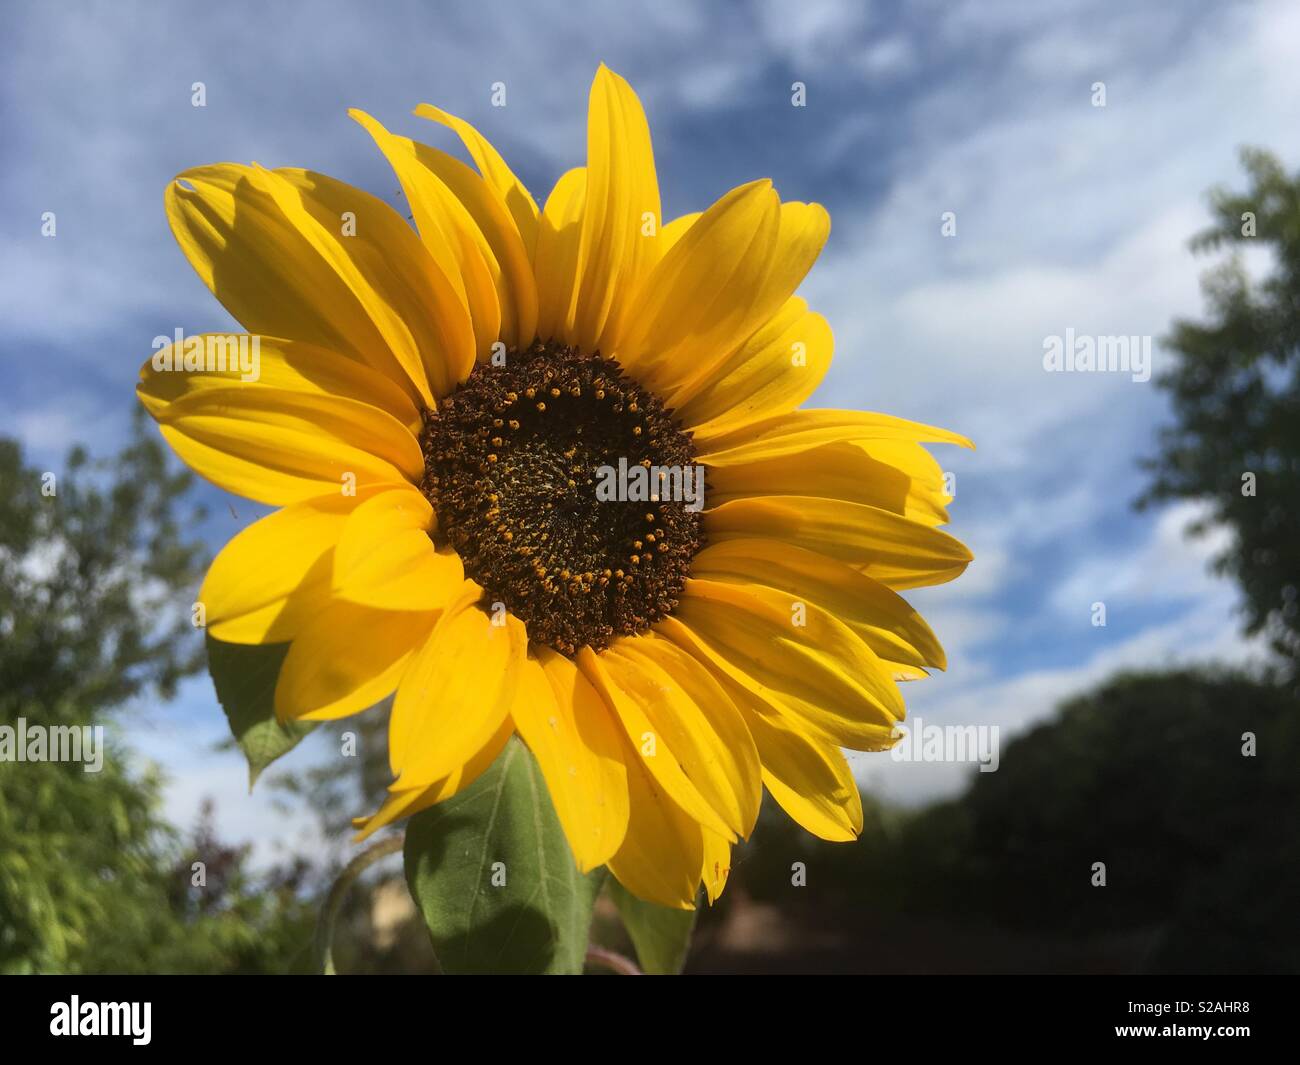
[
  {"left": 206, "top": 635, "right": 314, "bottom": 788},
  {"left": 606, "top": 877, "right": 697, "bottom": 974},
  {"left": 403, "top": 736, "right": 603, "bottom": 974}
]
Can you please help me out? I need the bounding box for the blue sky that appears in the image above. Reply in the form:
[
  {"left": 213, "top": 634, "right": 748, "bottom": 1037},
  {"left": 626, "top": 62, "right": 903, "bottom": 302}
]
[{"left": 4, "top": 0, "right": 1296, "bottom": 858}]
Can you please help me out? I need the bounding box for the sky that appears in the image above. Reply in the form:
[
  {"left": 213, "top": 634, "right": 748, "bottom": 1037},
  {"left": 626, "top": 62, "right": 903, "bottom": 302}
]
[{"left": 3, "top": 0, "right": 1296, "bottom": 861}]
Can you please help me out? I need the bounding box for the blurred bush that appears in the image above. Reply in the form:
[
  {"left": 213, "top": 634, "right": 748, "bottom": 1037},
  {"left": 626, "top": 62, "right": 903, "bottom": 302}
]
[{"left": 693, "top": 669, "right": 1298, "bottom": 974}]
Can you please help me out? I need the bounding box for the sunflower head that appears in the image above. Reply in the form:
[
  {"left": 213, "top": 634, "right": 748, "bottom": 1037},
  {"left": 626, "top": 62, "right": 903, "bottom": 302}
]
[{"left": 139, "top": 64, "right": 972, "bottom": 910}]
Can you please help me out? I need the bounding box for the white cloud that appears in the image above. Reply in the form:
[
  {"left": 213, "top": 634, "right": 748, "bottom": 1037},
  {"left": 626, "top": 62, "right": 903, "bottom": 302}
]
[
  {"left": 857, "top": 35, "right": 916, "bottom": 79},
  {"left": 754, "top": 0, "right": 875, "bottom": 71},
  {"left": 6, "top": 392, "right": 129, "bottom": 460},
  {"left": 1048, "top": 501, "right": 1233, "bottom": 617}
]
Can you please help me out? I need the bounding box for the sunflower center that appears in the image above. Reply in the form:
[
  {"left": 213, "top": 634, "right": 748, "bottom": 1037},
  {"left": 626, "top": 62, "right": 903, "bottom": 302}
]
[{"left": 419, "top": 341, "right": 704, "bottom": 656}]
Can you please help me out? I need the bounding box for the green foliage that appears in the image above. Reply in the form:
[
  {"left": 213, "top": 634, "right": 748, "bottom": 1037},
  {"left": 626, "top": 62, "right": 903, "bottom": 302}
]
[
  {"left": 404, "top": 737, "right": 604, "bottom": 974},
  {"left": 0, "top": 410, "right": 207, "bottom": 717},
  {"left": 943, "top": 669, "right": 1300, "bottom": 972},
  {"left": 0, "top": 754, "right": 315, "bottom": 973},
  {"left": 707, "top": 669, "right": 1299, "bottom": 974},
  {"left": 1142, "top": 147, "right": 1300, "bottom": 670},
  {"left": 207, "top": 637, "right": 314, "bottom": 788},
  {"left": 606, "top": 878, "right": 696, "bottom": 974},
  {"left": 0, "top": 419, "right": 315, "bottom": 973}
]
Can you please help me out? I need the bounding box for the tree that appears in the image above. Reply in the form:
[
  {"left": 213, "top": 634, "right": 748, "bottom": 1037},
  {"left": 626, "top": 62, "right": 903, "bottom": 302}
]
[
  {"left": 947, "top": 670, "right": 1299, "bottom": 973},
  {"left": 1142, "top": 147, "right": 1300, "bottom": 671},
  {"left": 0, "top": 414, "right": 314, "bottom": 973}
]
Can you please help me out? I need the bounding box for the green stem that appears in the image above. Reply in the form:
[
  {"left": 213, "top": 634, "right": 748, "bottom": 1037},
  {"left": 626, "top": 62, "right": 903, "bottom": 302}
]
[{"left": 314, "top": 833, "right": 408, "bottom": 975}]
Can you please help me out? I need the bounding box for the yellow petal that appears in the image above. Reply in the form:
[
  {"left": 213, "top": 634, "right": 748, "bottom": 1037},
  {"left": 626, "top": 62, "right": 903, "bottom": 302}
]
[
  {"left": 625, "top": 196, "right": 829, "bottom": 398},
  {"left": 671, "top": 299, "right": 832, "bottom": 435},
  {"left": 706, "top": 439, "right": 952, "bottom": 528},
  {"left": 606, "top": 735, "right": 704, "bottom": 911},
  {"left": 658, "top": 211, "right": 699, "bottom": 254},
  {"left": 269, "top": 166, "right": 476, "bottom": 398},
  {"left": 697, "top": 408, "right": 974, "bottom": 463},
  {"left": 362, "top": 121, "right": 537, "bottom": 348},
  {"left": 389, "top": 600, "right": 525, "bottom": 788},
  {"left": 572, "top": 64, "right": 661, "bottom": 354},
  {"left": 609, "top": 634, "right": 762, "bottom": 837},
  {"left": 332, "top": 487, "right": 467, "bottom": 612},
  {"left": 513, "top": 651, "right": 630, "bottom": 872},
  {"left": 704, "top": 495, "right": 972, "bottom": 590},
  {"left": 351, "top": 111, "right": 503, "bottom": 361},
  {"left": 414, "top": 103, "right": 540, "bottom": 259},
  {"left": 882, "top": 661, "right": 930, "bottom": 682},
  {"left": 150, "top": 386, "right": 420, "bottom": 506},
  {"left": 199, "top": 488, "right": 386, "bottom": 644},
  {"left": 741, "top": 701, "right": 864, "bottom": 842},
  {"left": 680, "top": 625, "right": 896, "bottom": 761},
  {"left": 617, "top": 179, "right": 778, "bottom": 377},
  {"left": 534, "top": 167, "right": 587, "bottom": 343},
  {"left": 167, "top": 163, "right": 471, "bottom": 405},
  {"left": 575, "top": 648, "right": 735, "bottom": 840},
  {"left": 659, "top": 579, "right": 904, "bottom": 749},
  {"left": 351, "top": 716, "right": 513, "bottom": 842},
  {"left": 700, "top": 826, "right": 733, "bottom": 905},
  {"left": 138, "top": 333, "right": 420, "bottom": 432},
  {"left": 690, "top": 538, "right": 946, "bottom": 670},
  {"left": 274, "top": 601, "right": 434, "bottom": 721},
  {"left": 858, "top": 439, "right": 955, "bottom": 525}
]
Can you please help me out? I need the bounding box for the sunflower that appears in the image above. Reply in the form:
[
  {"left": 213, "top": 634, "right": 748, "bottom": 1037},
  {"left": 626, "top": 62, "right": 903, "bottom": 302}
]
[{"left": 138, "top": 65, "right": 971, "bottom": 910}]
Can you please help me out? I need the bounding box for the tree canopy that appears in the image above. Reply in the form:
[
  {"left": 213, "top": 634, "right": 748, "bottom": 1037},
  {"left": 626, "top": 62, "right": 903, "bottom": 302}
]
[{"left": 1142, "top": 147, "right": 1300, "bottom": 672}]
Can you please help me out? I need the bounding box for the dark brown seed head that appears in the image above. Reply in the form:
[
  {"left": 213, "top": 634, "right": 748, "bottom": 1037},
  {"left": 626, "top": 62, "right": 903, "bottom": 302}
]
[{"left": 419, "top": 341, "right": 703, "bottom": 656}]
